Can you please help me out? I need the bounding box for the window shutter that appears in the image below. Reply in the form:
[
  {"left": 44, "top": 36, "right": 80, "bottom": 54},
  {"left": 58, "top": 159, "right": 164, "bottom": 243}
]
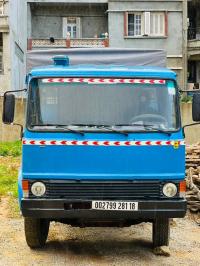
[
  {"left": 124, "top": 12, "right": 128, "bottom": 36},
  {"left": 62, "top": 18, "right": 68, "bottom": 38},
  {"left": 76, "top": 17, "right": 81, "bottom": 38},
  {"left": 150, "top": 12, "right": 165, "bottom": 36},
  {"left": 144, "top": 12, "right": 150, "bottom": 36},
  {"left": 165, "top": 12, "right": 168, "bottom": 36}
]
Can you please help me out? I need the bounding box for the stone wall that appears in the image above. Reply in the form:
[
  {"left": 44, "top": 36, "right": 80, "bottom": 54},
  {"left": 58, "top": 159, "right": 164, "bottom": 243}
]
[{"left": 0, "top": 98, "right": 200, "bottom": 144}]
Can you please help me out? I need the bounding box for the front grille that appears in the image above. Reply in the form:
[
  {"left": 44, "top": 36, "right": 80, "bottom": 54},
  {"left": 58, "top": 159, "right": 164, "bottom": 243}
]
[{"left": 29, "top": 181, "right": 163, "bottom": 200}]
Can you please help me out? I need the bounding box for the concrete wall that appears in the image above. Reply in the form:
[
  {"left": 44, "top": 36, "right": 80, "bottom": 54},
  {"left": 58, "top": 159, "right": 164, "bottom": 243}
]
[
  {"left": 30, "top": 3, "right": 108, "bottom": 38},
  {"left": 0, "top": 97, "right": 199, "bottom": 144},
  {"left": 0, "top": 97, "right": 25, "bottom": 141},
  {"left": 181, "top": 102, "right": 200, "bottom": 144},
  {"left": 108, "top": 0, "right": 185, "bottom": 88}
]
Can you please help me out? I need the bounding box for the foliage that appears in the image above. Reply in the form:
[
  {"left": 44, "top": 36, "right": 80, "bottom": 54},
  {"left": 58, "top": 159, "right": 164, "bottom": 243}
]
[
  {"left": 0, "top": 157, "right": 20, "bottom": 197},
  {"left": 0, "top": 142, "right": 21, "bottom": 216},
  {"left": 0, "top": 154, "right": 20, "bottom": 217},
  {"left": 0, "top": 141, "right": 22, "bottom": 157},
  {"left": 181, "top": 94, "right": 193, "bottom": 103}
]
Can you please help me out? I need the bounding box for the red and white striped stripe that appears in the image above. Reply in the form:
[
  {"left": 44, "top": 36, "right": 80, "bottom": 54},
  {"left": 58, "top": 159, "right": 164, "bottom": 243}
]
[
  {"left": 23, "top": 139, "right": 185, "bottom": 146},
  {"left": 42, "top": 78, "right": 166, "bottom": 85}
]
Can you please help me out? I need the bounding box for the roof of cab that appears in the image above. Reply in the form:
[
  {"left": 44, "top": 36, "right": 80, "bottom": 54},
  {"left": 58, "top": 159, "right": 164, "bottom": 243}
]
[{"left": 29, "top": 64, "right": 177, "bottom": 80}]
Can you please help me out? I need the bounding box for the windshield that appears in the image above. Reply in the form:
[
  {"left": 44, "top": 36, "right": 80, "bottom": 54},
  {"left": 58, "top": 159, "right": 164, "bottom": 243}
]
[{"left": 27, "top": 78, "right": 179, "bottom": 132}]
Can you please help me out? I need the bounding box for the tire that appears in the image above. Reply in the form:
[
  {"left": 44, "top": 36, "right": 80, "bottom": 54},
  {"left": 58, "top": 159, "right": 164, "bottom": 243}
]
[
  {"left": 152, "top": 217, "right": 170, "bottom": 248},
  {"left": 24, "top": 217, "right": 50, "bottom": 248}
]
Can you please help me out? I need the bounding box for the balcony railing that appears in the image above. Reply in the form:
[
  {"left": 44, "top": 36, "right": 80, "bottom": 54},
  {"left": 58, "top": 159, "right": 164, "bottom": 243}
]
[
  {"left": 188, "top": 27, "right": 200, "bottom": 40},
  {"left": 188, "top": 28, "right": 200, "bottom": 57},
  {"left": 28, "top": 34, "right": 109, "bottom": 50}
]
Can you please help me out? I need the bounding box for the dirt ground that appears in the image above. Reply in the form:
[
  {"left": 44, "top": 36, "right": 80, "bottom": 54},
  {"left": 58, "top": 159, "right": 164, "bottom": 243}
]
[{"left": 0, "top": 197, "right": 199, "bottom": 266}]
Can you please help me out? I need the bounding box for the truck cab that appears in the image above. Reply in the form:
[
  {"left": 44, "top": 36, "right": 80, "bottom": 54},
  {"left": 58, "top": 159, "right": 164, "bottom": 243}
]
[{"left": 3, "top": 55, "right": 200, "bottom": 249}]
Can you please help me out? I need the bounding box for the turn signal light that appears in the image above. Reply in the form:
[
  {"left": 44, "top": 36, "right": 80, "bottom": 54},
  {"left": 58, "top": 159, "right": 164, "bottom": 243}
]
[
  {"left": 22, "top": 180, "right": 29, "bottom": 198},
  {"left": 179, "top": 180, "right": 186, "bottom": 197}
]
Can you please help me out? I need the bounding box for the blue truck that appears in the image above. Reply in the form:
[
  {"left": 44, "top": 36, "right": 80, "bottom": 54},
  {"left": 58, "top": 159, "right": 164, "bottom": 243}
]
[{"left": 2, "top": 53, "right": 200, "bottom": 249}]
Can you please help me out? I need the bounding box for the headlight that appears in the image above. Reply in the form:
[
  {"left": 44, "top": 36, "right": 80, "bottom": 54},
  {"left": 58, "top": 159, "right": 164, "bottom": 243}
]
[
  {"left": 31, "top": 182, "right": 46, "bottom": 197},
  {"left": 163, "top": 183, "right": 177, "bottom": 198}
]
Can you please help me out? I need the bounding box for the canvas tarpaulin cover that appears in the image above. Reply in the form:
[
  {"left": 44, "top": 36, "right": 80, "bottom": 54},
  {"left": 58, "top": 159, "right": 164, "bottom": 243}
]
[{"left": 26, "top": 48, "right": 166, "bottom": 73}]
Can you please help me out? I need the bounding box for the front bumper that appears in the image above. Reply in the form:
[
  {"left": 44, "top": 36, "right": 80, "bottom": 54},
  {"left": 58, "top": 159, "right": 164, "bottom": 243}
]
[{"left": 21, "top": 198, "right": 187, "bottom": 221}]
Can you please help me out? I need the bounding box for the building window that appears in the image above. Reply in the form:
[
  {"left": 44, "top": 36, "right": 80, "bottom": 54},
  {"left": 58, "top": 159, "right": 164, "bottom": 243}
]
[
  {"left": 126, "top": 12, "right": 166, "bottom": 37},
  {"left": 67, "top": 18, "right": 77, "bottom": 38},
  {"left": 63, "top": 17, "right": 81, "bottom": 38},
  {"left": 128, "top": 13, "right": 143, "bottom": 36}
]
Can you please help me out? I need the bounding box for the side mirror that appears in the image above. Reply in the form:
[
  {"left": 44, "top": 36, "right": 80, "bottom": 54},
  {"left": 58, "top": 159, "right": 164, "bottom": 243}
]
[
  {"left": 2, "top": 93, "right": 15, "bottom": 124},
  {"left": 192, "top": 93, "right": 200, "bottom": 122}
]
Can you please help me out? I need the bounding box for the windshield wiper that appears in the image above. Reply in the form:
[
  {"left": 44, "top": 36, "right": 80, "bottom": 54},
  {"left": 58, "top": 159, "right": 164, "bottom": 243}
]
[
  {"left": 96, "top": 125, "right": 129, "bottom": 136},
  {"left": 71, "top": 124, "right": 129, "bottom": 136},
  {"left": 115, "top": 123, "right": 171, "bottom": 136},
  {"left": 143, "top": 125, "right": 171, "bottom": 136},
  {"left": 30, "top": 124, "right": 85, "bottom": 136},
  {"left": 55, "top": 125, "right": 85, "bottom": 136}
]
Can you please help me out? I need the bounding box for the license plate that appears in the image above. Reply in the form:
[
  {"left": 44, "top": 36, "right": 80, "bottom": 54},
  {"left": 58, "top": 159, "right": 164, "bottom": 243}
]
[{"left": 92, "top": 201, "right": 138, "bottom": 211}]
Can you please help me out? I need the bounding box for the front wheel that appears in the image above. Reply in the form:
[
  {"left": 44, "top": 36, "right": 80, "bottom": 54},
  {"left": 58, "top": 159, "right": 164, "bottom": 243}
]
[
  {"left": 152, "top": 218, "right": 170, "bottom": 248},
  {"left": 24, "top": 217, "right": 50, "bottom": 248}
]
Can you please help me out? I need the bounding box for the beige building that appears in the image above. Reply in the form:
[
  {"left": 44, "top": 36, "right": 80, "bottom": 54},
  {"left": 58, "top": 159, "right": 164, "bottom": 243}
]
[
  {"left": 0, "top": 0, "right": 10, "bottom": 95},
  {"left": 1, "top": 0, "right": 189, "bottom": 94}
]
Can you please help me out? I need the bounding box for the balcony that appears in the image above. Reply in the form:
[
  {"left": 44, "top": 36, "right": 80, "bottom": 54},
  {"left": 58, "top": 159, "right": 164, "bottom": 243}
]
[
  {"left": 27, "top": 35, "right": 109, "bottom": 50},
  {"left": 188, "top": 27, "right": 200, "bottom": 58},
  {"left": 28, "top": 2, "right": 108, "bottom": 50}
]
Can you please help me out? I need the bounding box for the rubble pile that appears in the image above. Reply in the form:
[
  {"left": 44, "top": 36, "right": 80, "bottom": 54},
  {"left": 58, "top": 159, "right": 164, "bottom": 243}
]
[{"left": 186, "top": 143, "right": 200, "bottom": 212}]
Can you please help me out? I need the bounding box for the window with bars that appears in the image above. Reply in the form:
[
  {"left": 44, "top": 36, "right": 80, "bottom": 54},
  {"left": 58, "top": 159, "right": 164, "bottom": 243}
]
[
  {"left": 128, "top": 13, "right": 143, "bottom": 36},
  {"left": 126, "top": 12, "right": 166, "bottom": 37}
]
